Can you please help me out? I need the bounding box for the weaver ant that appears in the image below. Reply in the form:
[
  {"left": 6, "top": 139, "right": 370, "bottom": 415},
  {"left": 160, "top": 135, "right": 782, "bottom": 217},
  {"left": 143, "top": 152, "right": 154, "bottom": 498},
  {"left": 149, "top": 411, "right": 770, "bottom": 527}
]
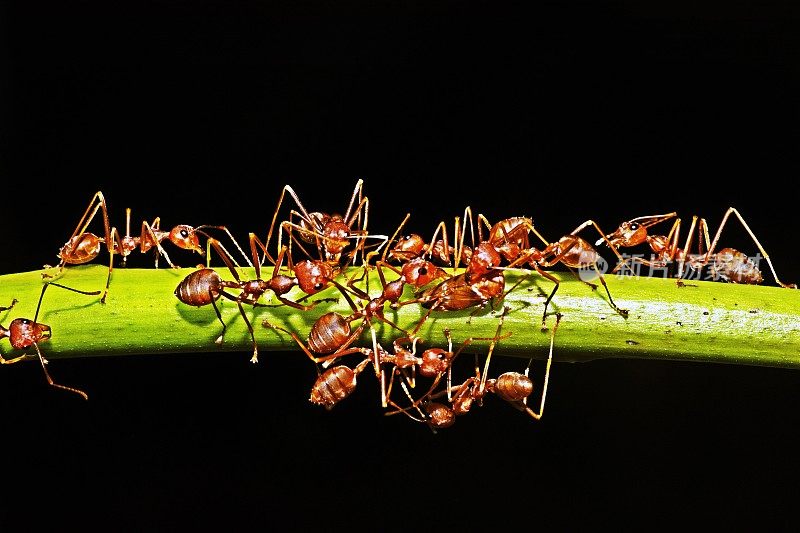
[
  {"left": 390, "top": 310, "right": 562, "bottom": 429},
  {"left": 305, "top": 326, "right": 509, "bottom": 423},
  {"left": 175, "top": 238, "right": 341, "bottom": 363},
  {"left": 383, "top": 211, "right": 473, "bottom": 269},
  {"left": 261, "top": 178, "right": 388, "bottom": 269},
  {"left": 263, "top": 255, "right": 447, "bottom": 405},
  {"left": 0, "top": 282, "right": 101, "bottom": 400},
  {"left": 47, "top": 191, "right": 233, "bottom": 303},
  {"left": 474, "top": 211, "right": 629, "bottom": 323},
  {"left": 599, "top": 208, "right": 797, "bottom": 288}
]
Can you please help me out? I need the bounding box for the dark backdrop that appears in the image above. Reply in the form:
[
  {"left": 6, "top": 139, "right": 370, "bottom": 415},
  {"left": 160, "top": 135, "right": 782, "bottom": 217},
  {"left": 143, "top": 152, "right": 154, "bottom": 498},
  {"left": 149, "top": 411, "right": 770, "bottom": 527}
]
[{"left": 2, "top": 1, "right": 799, "bottom": 529}]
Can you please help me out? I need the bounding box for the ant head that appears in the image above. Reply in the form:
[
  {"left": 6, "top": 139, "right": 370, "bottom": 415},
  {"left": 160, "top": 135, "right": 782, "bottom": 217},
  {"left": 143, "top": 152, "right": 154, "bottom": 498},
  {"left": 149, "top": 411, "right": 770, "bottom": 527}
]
[
  {"left": 294, "top": 260, "right": 334, "bottom": 294},
  {"left": 169, "top": 225, "right": 203, "bottom": 254},
  {"left": 402, "top": 258, "right": 445, "bottom": 287},
  {"left": 322, "top": 219, "right": 351, "bottom": 260},
  {"left": 8, "top": 318, "right": 50, "bottom": 350},
  {"left": 602, "top": 220, "right": 649, "bottom": 248},
  {"left": 419, "top": 348, "right": 450, "bottom": 378},
  {"left": 599, "top": 213, "right": 676, "bottom": 248}
]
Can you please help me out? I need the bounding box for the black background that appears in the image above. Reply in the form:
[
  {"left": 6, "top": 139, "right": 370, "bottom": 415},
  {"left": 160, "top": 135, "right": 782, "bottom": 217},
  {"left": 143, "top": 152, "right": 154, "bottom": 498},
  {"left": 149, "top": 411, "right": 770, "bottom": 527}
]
[{"left": 2, "top": 1, "right": 800, "bottom": 529}]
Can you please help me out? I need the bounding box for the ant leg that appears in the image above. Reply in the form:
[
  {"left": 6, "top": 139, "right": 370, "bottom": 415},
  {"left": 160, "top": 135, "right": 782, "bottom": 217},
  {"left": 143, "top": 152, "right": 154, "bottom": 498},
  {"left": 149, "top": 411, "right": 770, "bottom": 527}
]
[
  {"left": 34, "top": 282, "right": 101, "bottom": 323},
  {"left": 0, "top": 299, "right": 18, "bottom": 313},
  {"left": 264, "top": 184, "right": 317, "bottom": 266},
  {"left": 0, "top": 353, "right": 29, "bottom": 365},
  {"left": 381, "top": 213, "right": 412, "bottom": 263},
  {"left": 210, "top": 293, "right": 227, "bottom": 345},
  {"left": 520, "top": 312, "right": 561, "bottom": 420},
  {"left": 539, "top": 239, "right": 628, "bottom": 319},
  {"left": 32, "top": 342, "right": 88, "bottom": 400},
  {"left": 235, "top": 301, "right": 259, "bottom": 364}
]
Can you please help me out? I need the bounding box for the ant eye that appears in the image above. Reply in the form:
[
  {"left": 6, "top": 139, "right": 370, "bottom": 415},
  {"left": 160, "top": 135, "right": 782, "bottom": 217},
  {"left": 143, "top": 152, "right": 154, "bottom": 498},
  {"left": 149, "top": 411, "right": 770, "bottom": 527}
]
[
  {"left": 629, "top": 223, "right": 639, "bottom": 231},
  {"left": 314, "top": 282, "right": 324, "bottom": 290},
  {"left": 418, "top": 267, "right": 428, "bottom": 276},
  {"left": 180, "top": 229, "right": 189, "bottom": 238},
  {"left": 21, "top": 319, "right": 30, "bottom": 324}
]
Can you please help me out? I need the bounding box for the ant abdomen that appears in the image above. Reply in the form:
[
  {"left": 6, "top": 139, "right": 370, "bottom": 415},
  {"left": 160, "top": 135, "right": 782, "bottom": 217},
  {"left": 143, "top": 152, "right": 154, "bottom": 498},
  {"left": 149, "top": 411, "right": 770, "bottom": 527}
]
[
  {"left": 710, "top": 248, "right": 763, "bottom": 284},
  {"left": 491, "top": 372, "right": 534, "bottom": 403},
  {"left": 59, "top": 234, "right": 103, "bottom": 264},
  {"left": 307, "top": 312, "right": 352, "bottom": 355},
  {"left": 310, "top": 365, "right": 359, "bottom": 409},
  {"left": 174, "top": 268, "right": 222, "bottom": 307}
]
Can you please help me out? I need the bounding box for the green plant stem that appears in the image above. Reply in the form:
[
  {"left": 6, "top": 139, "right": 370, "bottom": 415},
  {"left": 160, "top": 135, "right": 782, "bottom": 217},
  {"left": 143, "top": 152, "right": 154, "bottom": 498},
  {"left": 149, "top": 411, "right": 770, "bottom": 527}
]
[{"left": 0, "top": 264, "right": 798, "bottom": 368}]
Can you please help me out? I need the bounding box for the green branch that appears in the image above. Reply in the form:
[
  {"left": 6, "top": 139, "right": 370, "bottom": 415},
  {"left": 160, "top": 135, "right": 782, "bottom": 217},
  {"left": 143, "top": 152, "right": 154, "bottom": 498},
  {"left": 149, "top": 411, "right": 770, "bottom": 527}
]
[{"left": 1, "top": 264, "right": 798, "bottom": 368}]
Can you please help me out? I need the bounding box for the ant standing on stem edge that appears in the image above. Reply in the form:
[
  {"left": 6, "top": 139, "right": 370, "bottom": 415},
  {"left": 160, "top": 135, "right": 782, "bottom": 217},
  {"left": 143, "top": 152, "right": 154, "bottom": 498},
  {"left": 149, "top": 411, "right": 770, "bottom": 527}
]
[
  {"left": 0, "top": 282, "right": 101, "bottom": 400},
  {"left": 599, "top": 207, "right": 797, "bottom": 289},
  {"left": 45, "top": 190, "right": 236, "bottom": 303}
]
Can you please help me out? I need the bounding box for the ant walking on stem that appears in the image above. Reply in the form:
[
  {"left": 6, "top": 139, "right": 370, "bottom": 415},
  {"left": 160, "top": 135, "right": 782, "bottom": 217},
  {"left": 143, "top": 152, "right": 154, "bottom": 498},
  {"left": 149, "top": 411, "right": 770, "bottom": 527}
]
[
  {"left": 599, "top": 207, "right": 797, "bottom": 288},
  {"left": 261, "top": 179, "right": 388, "bottom": 270},
  {"left": 175, "top": 236, "right": 344, "bottom": 364},
  {"left": 262, "top": 256, "right": 443, "bottom": 406},
  {"left": 0, "top": 282, "right": 101, "bottom": 400},
  {"left": 47, "top": 190, "right": 235, "bottom": 303},
  {"left": 474, "top": 211, "right": 629, "bottom": 323}
]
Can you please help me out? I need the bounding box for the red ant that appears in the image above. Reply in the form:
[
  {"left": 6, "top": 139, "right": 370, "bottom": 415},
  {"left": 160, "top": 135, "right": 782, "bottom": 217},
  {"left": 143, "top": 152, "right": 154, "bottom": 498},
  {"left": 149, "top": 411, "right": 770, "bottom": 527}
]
[
  {"left": 263, "top": 255, "right": 448, "bottom": 405},
  {"left": 473, "top": 211, "right": 629, "bottom": 323},
  {"left": 389, "top": 234, "right": 522, "bottom": 342},
  {"left": 599, "top": 207, "right": 796, "bottom": 288},
  {"left": 47, "top": 191, "right": 233, "bottom": 303},
  {"left": 175, "top": 238, "right": 341, "bottom": 363},
  {"left": 261, "top": 179, "right": 388, "bottom": 270},
  {"left": 383, "top": 211, "right": 473, "bottom": 268},
  {"left": 391, "top": 310, "right": 562, "bottom": 429},
  {"left": 0, "top": 282, "right": 101, "bottom": 400},
  {"left": 306, "top": 327, "right": 508, "bottom": 423}
]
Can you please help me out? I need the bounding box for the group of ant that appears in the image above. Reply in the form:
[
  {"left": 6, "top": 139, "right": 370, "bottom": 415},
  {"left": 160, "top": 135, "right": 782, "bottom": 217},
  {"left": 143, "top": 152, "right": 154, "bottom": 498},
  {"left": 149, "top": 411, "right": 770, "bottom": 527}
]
[{"left": 2, "top": 181, "right": 795, "bottom": 431}]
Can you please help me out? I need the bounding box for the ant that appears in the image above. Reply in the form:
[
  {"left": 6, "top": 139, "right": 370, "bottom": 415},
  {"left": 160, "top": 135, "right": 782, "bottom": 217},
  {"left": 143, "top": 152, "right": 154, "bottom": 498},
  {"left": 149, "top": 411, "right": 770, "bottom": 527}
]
[
  {"left": 391, "top": 310, "right": 562, "bottom": 429},
  {"left": 175, "top": 237, "right": 342, "bottom": 363},
  {"left": 0, "top": 282, "right": 101, "bottom": 400},
  {"left": 263, "top": 255, "right": 448, "bottom": 405},
  {"left": 306, "top": 327, "right": 508, "bottom": 418},
  {"left": 474, "top": 211, "right": 629, "bottom": 323},
  {"left": 389, "top": 233, "right": 523, "bottom": 341},
  {"left": 47, "top": 191, "right": 234, "bottom": 303},
  {"left": 261, "top": 178, "right": 388, "bottom": 270},
  {"left": 383, "top": 211, "right": 473, "bottom": 269},
  {"left": 599, "top": 208, "right": 796, "bottom": 288}
]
